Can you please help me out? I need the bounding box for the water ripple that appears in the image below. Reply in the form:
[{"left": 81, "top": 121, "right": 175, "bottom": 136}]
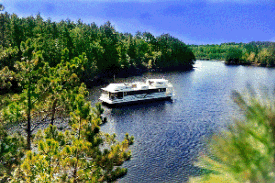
[{"left": 90, "top": 61, "right": 275, "bottom": 182}]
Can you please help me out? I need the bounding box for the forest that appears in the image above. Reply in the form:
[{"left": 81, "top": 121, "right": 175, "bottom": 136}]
[
  {"left": 0, "top": 11, "right": 195, "bottom": 182},
  {"left": 190, "top": 41, "right": 275, "bottom": 66},
  {"left": 0, "top": 12, "right": 195, "bottom": 94}
]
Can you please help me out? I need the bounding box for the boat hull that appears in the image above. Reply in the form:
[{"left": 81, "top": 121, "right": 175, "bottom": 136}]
[{"left": 100, "top": 96, "right": 172, "bottom": 107}]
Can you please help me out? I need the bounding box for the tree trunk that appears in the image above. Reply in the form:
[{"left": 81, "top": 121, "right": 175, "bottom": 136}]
[{"left": 50, "top": 99, "right": 57, "bottom": 125}]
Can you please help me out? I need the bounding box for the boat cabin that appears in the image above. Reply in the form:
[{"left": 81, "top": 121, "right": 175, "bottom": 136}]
[{"left": 101, "top": 79, "right": 169, "bottom": 101}]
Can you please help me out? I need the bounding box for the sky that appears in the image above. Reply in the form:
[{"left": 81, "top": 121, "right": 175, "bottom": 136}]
[{"left": 0, "top": 0, "right": 275, "bottom": 45}]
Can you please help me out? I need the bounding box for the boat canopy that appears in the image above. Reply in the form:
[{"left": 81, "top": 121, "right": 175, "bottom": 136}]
[
  {"left": 102, "top": 83, "right": 132, "bottom": 93},
  {"left": 101, "top": 79, "right": 169, "bottom": 93}
]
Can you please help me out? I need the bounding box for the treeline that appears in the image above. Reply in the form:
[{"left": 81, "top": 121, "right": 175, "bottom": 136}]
[
  {"left": 0, "top": 12, "right": 195, "bottom": 93},
  {"left": 190, "top": 44, "right": 229, "bottom": 60},
  {"left": 190, "top": 42, "right": 275, "bottom": 66}
]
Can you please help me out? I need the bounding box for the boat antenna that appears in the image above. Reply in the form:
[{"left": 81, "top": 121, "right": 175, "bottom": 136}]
[{"left": 114, "top": 74, "right": 116, "bottom": 82}]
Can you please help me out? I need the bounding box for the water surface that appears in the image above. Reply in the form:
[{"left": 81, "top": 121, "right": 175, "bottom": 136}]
[{"left": 88, "top": 60, "right": 275, "bottom": 182}]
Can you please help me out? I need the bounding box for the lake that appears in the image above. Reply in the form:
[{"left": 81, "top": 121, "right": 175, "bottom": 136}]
[{"left": 88, "top": 60, "right": 275, "bottom": 182}]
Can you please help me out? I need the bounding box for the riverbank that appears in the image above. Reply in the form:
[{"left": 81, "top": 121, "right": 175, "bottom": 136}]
[
  {"left": 197, "top": 59, "right": 275, "bottom": 68},
  {"left": 88, "top": 65, "right": 194, "bottom": 87}
]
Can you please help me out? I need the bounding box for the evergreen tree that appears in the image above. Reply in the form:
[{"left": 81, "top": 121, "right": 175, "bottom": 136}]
[
  {"left": 98, "top": 21, "right": 120, "bottom": 74},
  {"left": 11, "top": 94, "right": 134, "bottom": 182}
]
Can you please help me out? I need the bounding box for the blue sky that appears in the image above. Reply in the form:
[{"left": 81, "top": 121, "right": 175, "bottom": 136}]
[{"left": 1, "top": 0, "right": 275, "bottom": 44}]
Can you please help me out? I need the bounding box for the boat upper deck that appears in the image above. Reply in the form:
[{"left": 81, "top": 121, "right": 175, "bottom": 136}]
[{"left": 101, "top": 79, "right": 171, "bottom": 93}]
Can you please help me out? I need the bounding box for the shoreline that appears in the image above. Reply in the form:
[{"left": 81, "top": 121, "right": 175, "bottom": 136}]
[{"left": 88, "top": 65, "right": 194, "bottom": 87}]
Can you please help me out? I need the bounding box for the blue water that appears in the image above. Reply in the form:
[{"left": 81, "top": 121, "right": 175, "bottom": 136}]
[{"left": 88, "top": 61, "right": 275, "bottom": 182}]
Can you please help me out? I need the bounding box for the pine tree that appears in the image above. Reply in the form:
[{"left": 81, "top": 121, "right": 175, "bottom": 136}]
[{"left": 11, "top": 89, "right": 134, "bottom": 182}]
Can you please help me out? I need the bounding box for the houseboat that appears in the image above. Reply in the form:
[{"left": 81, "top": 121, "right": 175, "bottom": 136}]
[{"left": 99, "top": 79, "right": 174, "bottom": 105}]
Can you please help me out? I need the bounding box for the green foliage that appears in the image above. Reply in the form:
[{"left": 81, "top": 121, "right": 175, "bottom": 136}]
[
  {"left": 190, "top": 90, "right": 275, "bottom": 183},
  {"left": 225, "top": 47, "right": 243, "bottom": 65},
  {"left": 0, "top": 67, "right": 15, "bottom": 93},
  {"left": 1, "top": 94, "right": 25, "bottom": 124},
  {"left": 190, "top": 44, "right": 228, "bottom": 60},
  {"left": 11, "top": 101, "right": 134, "bottom": 182},
  {"left": 0, "top": 42, "right": 89, "bottom": 150},
  {"left": 0, "top": 12, "right": 195, "bottom": 93},
  {"left": 256, "top": 47, "right": 275, "bottom": 67},
  {"left": 97, "top": 21, "right": 120, "bottom": 73},
  {"left": 155, "top": 34, "right": 195, "bottom": 70},
  {"left": 246, "top": 52, "right": 256, "bottom": 64},
  {"left": 190, "top": 42, "right": 275, "bottom": 67},
  {"left": 0, "top": 46, "right": 19, "bottom": 69},
  {"left": 0, "top": 36, "right": 134, "bottom": 181},
  {"left": 1, "top": 86, "right": 134, "bottom": 182},
  {"left": 0, "top": 125, "right": 25, "bottom": 182}
]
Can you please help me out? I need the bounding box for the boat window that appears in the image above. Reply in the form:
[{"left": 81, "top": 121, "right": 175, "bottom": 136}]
[
  {"left": 109, "top": 93, "right": 116, "bottom": 100},
  {"left": 159, "top": 88, "right": 166, "bottom": 92},
  {"left": 117, "top": 92, "right": 123, "bottom": 99},
  {"left": 109, "top": 92, "right": 123, "bottom": 100},
  {"left": 148, "top": 89, "right": 159, "bottom": 93},
  {"left": 124, "top": 89, "right": 161, "bottom": 96}
]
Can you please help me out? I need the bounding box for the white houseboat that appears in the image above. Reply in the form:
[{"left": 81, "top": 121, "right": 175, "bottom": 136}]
[{"left": 99, "top": 79, "right": 174, "bottom": 105}]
